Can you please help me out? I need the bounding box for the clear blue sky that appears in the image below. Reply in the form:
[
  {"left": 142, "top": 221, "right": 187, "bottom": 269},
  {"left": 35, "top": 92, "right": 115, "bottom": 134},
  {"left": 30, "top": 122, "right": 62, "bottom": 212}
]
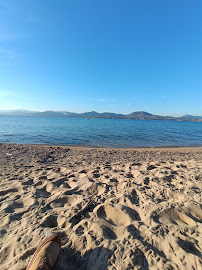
[{"left": 0, "top": 0, "right": 201, "bottom": 116}]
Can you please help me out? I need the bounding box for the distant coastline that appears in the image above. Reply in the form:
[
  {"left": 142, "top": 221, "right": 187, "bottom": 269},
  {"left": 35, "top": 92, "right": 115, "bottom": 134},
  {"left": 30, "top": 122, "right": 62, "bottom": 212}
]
[
  {"left": 1, "top": 116, "right": 202, "bottom": 148},
  {"left": 0, "top": 110, "right": 202, "bottom": 122}
]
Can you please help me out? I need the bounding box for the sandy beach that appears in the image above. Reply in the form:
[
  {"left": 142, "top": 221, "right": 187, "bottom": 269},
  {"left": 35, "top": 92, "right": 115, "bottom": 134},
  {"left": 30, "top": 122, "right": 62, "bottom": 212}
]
[{"left": 0, "top": 143, "right": 201, "bottom": 270}]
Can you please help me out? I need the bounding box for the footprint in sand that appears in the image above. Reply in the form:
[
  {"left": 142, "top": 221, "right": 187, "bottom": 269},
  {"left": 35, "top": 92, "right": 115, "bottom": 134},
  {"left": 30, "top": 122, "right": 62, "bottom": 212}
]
[
  {"left": 147, "top": 165, "right": 157, "bottom": 170},
  {"left": 93, "top": 173, "right": 100, "bottom": 178},
  {"left": 21, "top": 179, "right": 34, "bottom": 186},
  {"left": 111, "top": 191, "right": 139, "bottom": 207},
  {"left": 96, "top": 204, "right": 140, "bottom": 227},
  {"left": 153, "top": 208, "right": 196, "bottom": 227},
  {"left": 2, "top": 201, "right": 24, "bottom": 213},
  {"left": 162, "top": 174, "right": 175, "bottom": 182},
  {"left": 48, "top": 197, "right": 69, "bottom": 208},
  {"left": 33, "top": 180, "right": 43, "bottom": 187},
  {"left": 131, "top": 162, "right": 142, "bottom": 166},
  {"left": 183, "top": 202, "right": 202, "bottom": 223},
  {"left": 48, "top": 195, "right": 82, "bottom": 208},
  {"left": 0, "top": 188, "right": 19, "bottom": 196},
  {"left": 41, "top": 214, "right": 58, "bottom": 228},
  {"left": 177, "top": 238, "right": 201, "bottom": 257},
  {"left": 73, "top": 224, "right": 86, "bottom": 236},
  {"left": 79, "top": 169, "right": 87, "bottom": 174},
  {"left": 102, "top": 225, "right": 117, "bottom": 240},
  {"left": 57, "top": 166, "right": 69, "bottom": 174},
  {"left": 127, "top": 189, "right": 139, "bottom": 205},
  {"left": 52, "top": 177, "right": 69, "bottom": 187},
  {"left": 35, "top": 186, "right": 51, "bottom": 197}
]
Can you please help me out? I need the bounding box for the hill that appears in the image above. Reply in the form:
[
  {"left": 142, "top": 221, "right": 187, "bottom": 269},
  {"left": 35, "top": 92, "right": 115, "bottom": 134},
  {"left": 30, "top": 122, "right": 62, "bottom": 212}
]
[{"left": 0, "top": 110, "right": 201, "bottom": 122}]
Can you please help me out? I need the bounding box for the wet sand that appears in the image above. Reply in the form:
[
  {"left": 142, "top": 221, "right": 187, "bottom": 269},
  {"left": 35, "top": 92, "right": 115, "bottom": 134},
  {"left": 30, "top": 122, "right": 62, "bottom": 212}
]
[{"left": 0, "top": 143, "right": 201, "bottom": 269}]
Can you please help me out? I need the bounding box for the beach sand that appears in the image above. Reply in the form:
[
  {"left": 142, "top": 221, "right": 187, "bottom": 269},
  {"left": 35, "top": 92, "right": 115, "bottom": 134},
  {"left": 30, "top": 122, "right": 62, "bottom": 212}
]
[{"left": 0, "top": 143, "right": 201, "bottom": 270}]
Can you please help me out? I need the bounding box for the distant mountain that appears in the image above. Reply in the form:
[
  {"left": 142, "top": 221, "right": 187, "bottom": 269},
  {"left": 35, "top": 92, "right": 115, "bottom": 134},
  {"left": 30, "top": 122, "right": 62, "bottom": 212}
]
[
  {"left": 79, "top": 111, "right": 125, "bottom": 119},
  {"left": 0, "top": 110, "right": 79, "bottom": 118},
  {"left": 99, "top": 112, "right": 125, "bottom": 119},
  {"left": 79, "top": 111, "right": 102, "bottom": 118},
  {"left": 126, "top": 111, "right": 176, "bottom": 121},
  {"left": 181, "top": 114, "right": 202, "bottom": 120},
  {"left": 16, "top": 109, "right": 38, "bottom": 113},
  {"left": 0, "top": 110, "right": 201, "bottom": 122},
  {"left": 33, "top": 111, "right": 71, "bottom": 117},
  {"left": 126, "top": 111, "right": 155, "bottom": 119},
  {"left": 0, "top": 110, "right": 38, "bottom": 116},
  {"left": 127, "top": 111, "right": 152, "bottom": 117}
]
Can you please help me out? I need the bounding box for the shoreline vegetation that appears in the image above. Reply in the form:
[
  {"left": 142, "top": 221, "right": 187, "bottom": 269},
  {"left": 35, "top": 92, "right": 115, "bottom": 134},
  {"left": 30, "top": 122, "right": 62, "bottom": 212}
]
[
  {"left": 0, "top": 143, "right": 201, "bottom": 269},
  {"left": 0, "top": 110, "right": 202, "bottom": 122}
]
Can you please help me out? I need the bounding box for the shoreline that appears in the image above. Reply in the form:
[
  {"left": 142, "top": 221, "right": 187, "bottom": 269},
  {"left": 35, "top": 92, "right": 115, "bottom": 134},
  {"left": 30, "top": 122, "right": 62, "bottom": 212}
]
[
  {"left": 0, "top": 113, "right": 202, "bottom": 122},
  {"left": 1, "top": 142, "right": 202, "bottom": 152}
]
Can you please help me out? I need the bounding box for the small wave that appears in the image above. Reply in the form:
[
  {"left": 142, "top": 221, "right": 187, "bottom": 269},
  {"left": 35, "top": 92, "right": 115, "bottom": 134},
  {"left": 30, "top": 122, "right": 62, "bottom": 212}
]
[
  {"left": 3, "top": 134, "right": 14, "bottom": 137},
  {"left": 74, "top": 139, "right": 90, "bottom": 143},
  {"left": 3, "top": 133, "right": 26, "bottom": 137}
]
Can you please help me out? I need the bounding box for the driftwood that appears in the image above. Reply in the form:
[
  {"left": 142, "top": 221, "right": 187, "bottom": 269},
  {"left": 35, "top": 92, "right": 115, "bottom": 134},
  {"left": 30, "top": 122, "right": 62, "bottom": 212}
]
[{"left": 69, "top": 200, "right": 94, "bottom": 225}]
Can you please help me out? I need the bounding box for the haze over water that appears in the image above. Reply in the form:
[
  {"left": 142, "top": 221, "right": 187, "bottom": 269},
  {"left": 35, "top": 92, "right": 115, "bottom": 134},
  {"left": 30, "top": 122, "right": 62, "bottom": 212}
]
[{"left": 0, "top": 116, "right": 202, "bottom": 148}]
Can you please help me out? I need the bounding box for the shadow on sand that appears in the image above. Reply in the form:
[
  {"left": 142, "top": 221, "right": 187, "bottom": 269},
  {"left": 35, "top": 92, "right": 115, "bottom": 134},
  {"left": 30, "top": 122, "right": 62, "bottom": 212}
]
[{"left": 52, "top": 245, "right": 149, "bottom": 270}]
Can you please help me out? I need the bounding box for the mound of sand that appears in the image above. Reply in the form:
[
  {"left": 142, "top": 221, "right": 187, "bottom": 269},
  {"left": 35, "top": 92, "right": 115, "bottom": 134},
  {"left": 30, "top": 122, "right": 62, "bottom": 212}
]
[{"left": 0, "top": 144, "right": 201, "bottom": 269}]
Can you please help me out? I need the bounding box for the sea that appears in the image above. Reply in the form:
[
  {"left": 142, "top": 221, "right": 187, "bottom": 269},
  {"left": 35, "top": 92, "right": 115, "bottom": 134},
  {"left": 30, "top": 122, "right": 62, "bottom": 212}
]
[{"left": 0, "top": 115, "right": 202, "bottom": 148}]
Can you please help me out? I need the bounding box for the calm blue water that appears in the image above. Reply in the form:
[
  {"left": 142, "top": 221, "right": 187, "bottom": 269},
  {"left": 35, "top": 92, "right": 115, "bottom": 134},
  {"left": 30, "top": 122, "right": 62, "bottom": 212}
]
[{"left": 0, "top": 116, "right": 202, "bottom": 148}]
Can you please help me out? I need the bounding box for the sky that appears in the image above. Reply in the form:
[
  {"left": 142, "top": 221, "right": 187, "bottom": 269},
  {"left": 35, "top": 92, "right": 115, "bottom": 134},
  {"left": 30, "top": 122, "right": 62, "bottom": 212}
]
[{"left": 0, "top": 0, "right": 201, "bottom": 116}]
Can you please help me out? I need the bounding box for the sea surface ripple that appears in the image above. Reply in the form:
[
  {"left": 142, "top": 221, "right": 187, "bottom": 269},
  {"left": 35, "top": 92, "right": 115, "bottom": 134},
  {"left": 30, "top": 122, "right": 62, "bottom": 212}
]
[{"left": 0, "top": 116, "right": 202, "bottom": 148}]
